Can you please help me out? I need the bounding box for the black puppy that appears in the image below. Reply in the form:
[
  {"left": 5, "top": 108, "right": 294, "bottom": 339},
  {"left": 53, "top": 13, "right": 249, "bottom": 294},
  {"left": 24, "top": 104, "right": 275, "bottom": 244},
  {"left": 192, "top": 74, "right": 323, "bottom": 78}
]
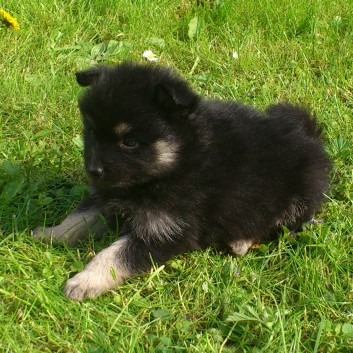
[{"left": 33, "top": 63, "right": 330, "bottom": 300}]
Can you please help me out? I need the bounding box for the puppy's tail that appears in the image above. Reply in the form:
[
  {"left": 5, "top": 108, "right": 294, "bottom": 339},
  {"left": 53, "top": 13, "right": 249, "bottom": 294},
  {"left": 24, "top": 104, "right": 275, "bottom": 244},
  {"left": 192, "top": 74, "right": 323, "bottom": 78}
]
[{"left": 266, "top": 103, "right": 322, "bottom": 138}]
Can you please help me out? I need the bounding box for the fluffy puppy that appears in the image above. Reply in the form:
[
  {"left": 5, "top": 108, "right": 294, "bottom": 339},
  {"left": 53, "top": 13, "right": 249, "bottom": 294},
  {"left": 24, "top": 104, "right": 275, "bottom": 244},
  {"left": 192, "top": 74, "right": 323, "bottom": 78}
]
[{"left": 33, "top": 62, "right": 330, "bottom": 300}]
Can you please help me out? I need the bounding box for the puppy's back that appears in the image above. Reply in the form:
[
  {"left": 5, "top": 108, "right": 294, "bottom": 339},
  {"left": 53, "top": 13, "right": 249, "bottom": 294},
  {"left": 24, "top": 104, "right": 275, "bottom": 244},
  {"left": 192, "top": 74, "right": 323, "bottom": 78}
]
[{"left": 266, "top": 103, "right": 322, "bottom": 138}]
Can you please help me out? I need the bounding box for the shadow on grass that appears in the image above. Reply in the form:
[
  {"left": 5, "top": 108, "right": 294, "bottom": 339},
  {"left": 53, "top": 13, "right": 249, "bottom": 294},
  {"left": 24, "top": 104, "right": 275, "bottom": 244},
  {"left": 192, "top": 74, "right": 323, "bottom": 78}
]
[{"left": 0, "top": 159, "right": 86, "bottom": 234}]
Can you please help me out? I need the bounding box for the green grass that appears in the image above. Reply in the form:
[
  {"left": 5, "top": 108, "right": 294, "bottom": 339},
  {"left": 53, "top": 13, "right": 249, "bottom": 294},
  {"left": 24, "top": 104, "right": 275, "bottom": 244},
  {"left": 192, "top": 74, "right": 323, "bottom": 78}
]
[{"left": 1, "top": 0, "right": 353, "bottom": 352}]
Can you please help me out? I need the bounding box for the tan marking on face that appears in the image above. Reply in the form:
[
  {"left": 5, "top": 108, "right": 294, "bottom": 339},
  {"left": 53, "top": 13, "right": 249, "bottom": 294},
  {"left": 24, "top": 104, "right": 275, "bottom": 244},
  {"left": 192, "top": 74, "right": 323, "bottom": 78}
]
[
  {"left": 154, "top": 140, "right": 180, "bottom": 167},
  {"left": 114, "top": 122, "right": 132, "bottom": 137}
]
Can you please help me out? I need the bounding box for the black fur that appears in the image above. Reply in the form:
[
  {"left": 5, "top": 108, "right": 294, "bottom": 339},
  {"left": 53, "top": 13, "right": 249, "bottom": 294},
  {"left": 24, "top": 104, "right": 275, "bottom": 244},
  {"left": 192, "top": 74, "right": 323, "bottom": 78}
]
[{"left": 34, "top": 62, "right": 330, "bottom": 300}]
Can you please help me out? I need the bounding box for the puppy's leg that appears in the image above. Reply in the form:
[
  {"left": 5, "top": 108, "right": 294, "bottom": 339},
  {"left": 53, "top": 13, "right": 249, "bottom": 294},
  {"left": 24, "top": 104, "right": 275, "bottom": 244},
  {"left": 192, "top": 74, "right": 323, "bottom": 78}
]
[
  {"left": 63, "top": 236, "right": 191, "bottom": 300},
  {"left": 63, "top": 236, "right": 130, "bottom": 300},
  {"left": 32, "top": 196, "right": 110, "bottom": 245},
  {"left": 228, "top": 239, "right": 254, "bottom": 256}
]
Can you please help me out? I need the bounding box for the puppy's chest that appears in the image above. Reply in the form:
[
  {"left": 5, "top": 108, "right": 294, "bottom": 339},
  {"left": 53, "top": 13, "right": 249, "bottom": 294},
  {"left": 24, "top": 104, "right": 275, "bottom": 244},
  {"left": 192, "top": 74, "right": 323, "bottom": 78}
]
[{"left": 123, "top": 207, "right": 188, "bottom": 242}]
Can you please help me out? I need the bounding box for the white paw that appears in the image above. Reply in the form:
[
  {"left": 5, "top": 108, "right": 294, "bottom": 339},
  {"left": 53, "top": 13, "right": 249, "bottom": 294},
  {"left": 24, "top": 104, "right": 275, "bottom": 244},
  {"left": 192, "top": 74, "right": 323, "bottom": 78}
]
[
  {"left": 229, "top": 239, "right": 254, "bottom": 256},
  {"left": 32, "top": 225, "right": 75, "bottom": 244},
  {"left": 63, "top": 269, "right": 116, "bottom": 301},
  {"left": 63, "top": 237, "right": 131, "bottom": 300},
  {"left": 32, "top": 226, "right": 54, "bottom": 243},
  {"left": 32, "top": 209, "right": 99, "bottom": 245}
]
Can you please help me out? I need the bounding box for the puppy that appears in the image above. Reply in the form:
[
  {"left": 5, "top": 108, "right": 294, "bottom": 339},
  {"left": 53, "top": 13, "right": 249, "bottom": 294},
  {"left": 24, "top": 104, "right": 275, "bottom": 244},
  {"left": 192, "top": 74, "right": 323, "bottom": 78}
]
[{"left": 33, "top": 62, "right": 330, "bottom": 300}]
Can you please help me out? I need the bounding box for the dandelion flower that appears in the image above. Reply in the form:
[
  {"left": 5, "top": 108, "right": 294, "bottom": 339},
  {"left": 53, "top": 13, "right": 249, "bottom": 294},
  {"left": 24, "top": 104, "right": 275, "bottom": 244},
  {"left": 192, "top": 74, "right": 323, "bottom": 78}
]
[
  {"left": 0, "top": 9, "right": 20, "bottom": 30},
  {"left": 232, "top": 51, "right": 238, "bottom": 60},
  {"left": 142, "top": 50, "right": 158, "bottom": 62}
]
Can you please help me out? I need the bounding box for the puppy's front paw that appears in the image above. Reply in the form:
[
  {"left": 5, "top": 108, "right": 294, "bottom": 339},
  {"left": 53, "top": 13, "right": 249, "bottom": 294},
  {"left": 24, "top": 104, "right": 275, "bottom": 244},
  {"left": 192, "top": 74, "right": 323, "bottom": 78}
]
[
  {"left": 32, "top": 225, "right": 70, "bottom": 244},
  {"left": 63, "top": 269, "right": 117, "bottom": 301},
  {"left": 32, "top": 226, "right": 54, "bottom": 243},
  {"left": 63, "top": 237, "right": 131, "bottom": 300}
]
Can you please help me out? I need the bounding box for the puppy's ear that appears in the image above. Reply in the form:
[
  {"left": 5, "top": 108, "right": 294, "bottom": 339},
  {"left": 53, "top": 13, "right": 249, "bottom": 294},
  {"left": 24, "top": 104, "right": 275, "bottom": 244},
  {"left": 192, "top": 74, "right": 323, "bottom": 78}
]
[
  {"left": 154, "top": 83, "right": 198, "bottom": 114},
  {"left": 75, "top": 67, "right": 103, "bottom": 87},
  {"left": 155, "top": 84, "right": 176, "bottom": 110}
]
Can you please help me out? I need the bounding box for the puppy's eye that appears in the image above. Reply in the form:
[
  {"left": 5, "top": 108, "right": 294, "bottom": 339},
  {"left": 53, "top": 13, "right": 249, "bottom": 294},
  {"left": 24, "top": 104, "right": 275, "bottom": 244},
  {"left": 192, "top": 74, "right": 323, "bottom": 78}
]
[{"left": 120, "top": 134, "right": 139, "bottom": 149}]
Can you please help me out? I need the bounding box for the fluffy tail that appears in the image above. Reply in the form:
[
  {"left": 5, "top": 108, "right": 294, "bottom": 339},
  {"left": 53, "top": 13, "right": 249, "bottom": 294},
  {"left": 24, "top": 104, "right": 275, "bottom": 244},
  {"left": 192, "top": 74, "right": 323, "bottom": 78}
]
[{"left": 266, "top": 103, "right": 322, "bottom": 138}]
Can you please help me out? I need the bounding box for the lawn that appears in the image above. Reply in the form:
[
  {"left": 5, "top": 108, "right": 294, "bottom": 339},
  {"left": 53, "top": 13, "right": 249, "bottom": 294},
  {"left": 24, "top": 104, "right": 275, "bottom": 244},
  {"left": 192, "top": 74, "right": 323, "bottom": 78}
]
[{"left": 0, "top": 0, "right": 352, "bottom": 352}]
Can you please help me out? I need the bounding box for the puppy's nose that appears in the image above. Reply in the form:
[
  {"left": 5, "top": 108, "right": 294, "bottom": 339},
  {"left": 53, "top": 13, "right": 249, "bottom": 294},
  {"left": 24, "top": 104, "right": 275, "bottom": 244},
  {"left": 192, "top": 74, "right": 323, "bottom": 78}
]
[{"left": 88, "top": 167, "right": 104, "bottom": 179}]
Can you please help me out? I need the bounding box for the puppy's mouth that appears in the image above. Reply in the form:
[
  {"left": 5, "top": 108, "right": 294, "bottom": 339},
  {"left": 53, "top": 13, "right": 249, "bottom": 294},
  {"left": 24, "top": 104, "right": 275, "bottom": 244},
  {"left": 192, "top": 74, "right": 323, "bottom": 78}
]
[
  {"left": 89, "top": 176, "right": 126, "bottom": 189},
  {"left": 86, "top": 164, "right": 154, "bottom": 189},
  {"left": 88, "top": 173, "right": 137, "bottom": 190}
]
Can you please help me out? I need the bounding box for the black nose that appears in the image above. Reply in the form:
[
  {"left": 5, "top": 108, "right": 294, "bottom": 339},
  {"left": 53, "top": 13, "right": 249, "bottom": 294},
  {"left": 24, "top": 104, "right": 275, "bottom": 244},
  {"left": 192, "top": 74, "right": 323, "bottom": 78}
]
[{"left": 88, "top": 167, "right": 104, "bottom": 179}]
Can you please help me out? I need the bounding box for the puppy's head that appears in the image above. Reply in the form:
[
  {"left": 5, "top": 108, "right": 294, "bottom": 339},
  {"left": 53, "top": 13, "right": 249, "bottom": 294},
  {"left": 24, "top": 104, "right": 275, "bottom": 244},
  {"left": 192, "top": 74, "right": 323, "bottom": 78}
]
[{"left": 76, "top": 63, "right": 199, "bottom": 189}]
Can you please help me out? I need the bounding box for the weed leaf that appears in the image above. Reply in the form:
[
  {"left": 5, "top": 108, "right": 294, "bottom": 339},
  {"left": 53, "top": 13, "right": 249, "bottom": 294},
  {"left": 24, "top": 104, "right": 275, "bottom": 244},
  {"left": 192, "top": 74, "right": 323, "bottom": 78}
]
[{"left": 188, "top": 16, "right": 203, "bottom": 40}]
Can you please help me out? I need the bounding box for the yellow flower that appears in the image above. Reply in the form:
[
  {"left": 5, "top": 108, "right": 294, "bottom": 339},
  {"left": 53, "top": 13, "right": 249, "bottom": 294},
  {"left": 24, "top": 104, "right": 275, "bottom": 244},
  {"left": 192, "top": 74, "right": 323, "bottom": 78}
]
[{"left": 0, "top": 9, "right": 20, "bottom": 30}]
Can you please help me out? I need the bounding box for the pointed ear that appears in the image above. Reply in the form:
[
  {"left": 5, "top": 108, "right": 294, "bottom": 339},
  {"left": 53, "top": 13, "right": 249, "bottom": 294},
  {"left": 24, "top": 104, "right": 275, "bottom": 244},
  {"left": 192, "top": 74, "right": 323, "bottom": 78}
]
[
  {"left": 154, "top": 82, "right": 199, "bottom": 113},
  {"left": 75, "top": 67, "right": 103, "bottom": 87},
  {"left": 155, "top": 84, "right": 176, "bottom": 110}
]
